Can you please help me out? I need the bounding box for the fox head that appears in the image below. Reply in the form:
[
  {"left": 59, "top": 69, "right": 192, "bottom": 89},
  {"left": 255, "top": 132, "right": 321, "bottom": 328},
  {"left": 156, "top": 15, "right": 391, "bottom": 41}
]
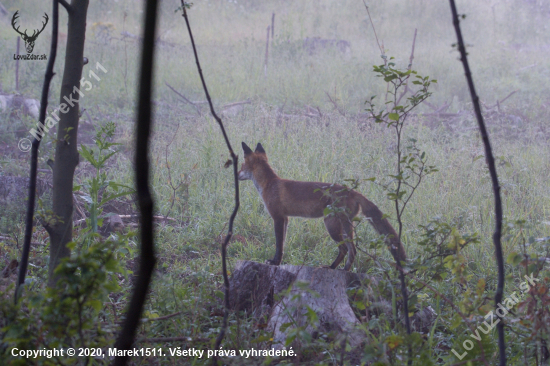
[{"left": 238, "top": 142, "right": 266, "bottom": 181}]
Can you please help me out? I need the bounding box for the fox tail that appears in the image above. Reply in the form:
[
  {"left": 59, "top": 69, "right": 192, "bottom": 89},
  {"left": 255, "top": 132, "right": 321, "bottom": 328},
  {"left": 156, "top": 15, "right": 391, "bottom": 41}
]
[{"left": 359, "top": 195, "right": 407, "bottom": 262}]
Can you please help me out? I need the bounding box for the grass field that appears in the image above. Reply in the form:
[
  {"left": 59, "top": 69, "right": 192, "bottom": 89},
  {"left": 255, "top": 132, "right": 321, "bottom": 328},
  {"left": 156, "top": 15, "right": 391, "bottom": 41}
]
[{"left": 1, "top": 0, "right": 550, "bottom": 364}]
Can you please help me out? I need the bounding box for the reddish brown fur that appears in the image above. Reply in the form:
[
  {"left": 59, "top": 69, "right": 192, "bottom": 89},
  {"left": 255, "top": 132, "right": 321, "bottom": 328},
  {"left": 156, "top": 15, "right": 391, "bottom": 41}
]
[{"left": 239, "top": 143, "right": 407, "bottom": 270}]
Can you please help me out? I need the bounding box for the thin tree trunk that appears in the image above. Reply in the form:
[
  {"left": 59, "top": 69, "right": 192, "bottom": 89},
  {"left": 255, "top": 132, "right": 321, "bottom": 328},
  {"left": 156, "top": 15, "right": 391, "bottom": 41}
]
[
  {"left": 15, "top": 0, "right": 59, "bottom": 302},
  {"left": 113, "top": 0, "right": 159, "bottom": 364},
  {"left": 449, "top": 2, "right": 506, "bottom": 365},
  {"left": 48, "top": 0, "right": 89, "bottom": 285},
  {"left": 271, "top": 13, "right": 275, "bottom": 41}
]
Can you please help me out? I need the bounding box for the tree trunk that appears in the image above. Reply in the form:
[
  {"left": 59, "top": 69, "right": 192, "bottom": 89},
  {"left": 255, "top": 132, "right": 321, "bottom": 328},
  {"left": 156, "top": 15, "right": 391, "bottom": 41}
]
[{"left": 48, "top": 0, "right": 89, "bottom": 285}]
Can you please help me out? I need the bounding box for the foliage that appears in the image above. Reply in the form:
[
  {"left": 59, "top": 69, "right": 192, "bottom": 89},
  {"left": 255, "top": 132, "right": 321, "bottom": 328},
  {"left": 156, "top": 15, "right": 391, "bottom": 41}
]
[
  {"left": 0, "top": 235, "right": 130, "bottom": 365},
  {"left": 0, "top": 121, "right": 135, "bottom": 365},
  {"left": 77, "top": 122, "right": 135, "bottom": 234},
  {"left": 503, "top": 220, "right": 550, "bottom": 362},
  {"left": 365, "top": 60, "right": 438, "bottom": 237}
]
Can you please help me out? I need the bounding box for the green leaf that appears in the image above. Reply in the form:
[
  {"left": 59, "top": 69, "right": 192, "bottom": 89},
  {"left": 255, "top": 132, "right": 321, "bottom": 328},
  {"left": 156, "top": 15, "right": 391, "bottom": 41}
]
[
  {"left": 506, "top": 252, "right": 522, "bottom": 266},
  {"left": 97, "top": 150, "right": 117, "bottom": 166},
  {"left": 79, "top": 145, "right": 98, "bottom": 167},
  {"left": 88, "top": 299, "right": 102, "bottom": 311},
  {"left": 388, "top": 113, "right": 399, "bottom": 121},
  {"left": 109, "top": 181, "right": 134, "bottom": 192},
  {"left": 450, "top": 313, "right": 462, "bottom": 330},
  {"left": 284, "top": 334, "right": 296, "bottom": 347},
  {"left": 279, "top": 322, "right": 293, "bottom": 332},
  {"left": 105, "top": 258, "right": 118, "bottom": 271},
  {"left": 305, "top": 306, "right": 318, "bottom": 323}
]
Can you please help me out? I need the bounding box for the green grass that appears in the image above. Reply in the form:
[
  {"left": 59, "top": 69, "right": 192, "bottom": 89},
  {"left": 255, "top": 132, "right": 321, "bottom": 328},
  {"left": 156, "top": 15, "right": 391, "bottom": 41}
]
[{"left": 1, "top": 0, "right": 550, "bottom": 364}]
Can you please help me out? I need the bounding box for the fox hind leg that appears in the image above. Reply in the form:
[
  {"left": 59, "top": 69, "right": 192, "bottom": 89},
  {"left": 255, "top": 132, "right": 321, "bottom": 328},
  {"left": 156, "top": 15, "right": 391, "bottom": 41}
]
[
  {"left": 324, "top": 216, "right": 355, "bottom": 270},
  {"left": 343, "top": 227, "right": 356, "bottom": 271},
  {"left": 329, "top": 243, "right": 348, "bottom": 269}
]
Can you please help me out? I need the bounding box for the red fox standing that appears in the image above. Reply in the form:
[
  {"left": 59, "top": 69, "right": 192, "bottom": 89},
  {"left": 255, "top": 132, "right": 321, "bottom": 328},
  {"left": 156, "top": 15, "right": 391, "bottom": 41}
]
[{"left": 238, "top": 142, "right": 407, "bottom": 270}]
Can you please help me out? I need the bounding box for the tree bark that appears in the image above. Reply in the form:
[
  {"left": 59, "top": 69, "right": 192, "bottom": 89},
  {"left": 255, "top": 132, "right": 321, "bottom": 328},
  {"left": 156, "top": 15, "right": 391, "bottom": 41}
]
[{"left": 48, "top": 0, "right": 89, "bottom": 285}]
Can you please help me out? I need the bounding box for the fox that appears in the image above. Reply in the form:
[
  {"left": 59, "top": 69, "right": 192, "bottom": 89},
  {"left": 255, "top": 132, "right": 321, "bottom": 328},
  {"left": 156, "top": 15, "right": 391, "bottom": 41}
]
[{"left": 238, "top": 142, "right": 407, "bottom": 270}]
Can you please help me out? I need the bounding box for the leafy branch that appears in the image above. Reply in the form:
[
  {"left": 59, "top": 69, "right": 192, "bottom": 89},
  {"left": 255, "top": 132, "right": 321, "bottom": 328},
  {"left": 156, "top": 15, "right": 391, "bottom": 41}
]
[{"left": 364, "top": 60, "right": 437, "bottom": 355}]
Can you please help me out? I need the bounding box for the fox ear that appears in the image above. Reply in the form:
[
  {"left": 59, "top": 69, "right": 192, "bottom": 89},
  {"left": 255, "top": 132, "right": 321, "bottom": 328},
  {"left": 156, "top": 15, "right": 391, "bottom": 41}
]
[
  {"left": 255, "top": 143, "right": 266, "bottom": 154},
  {"left": 242, "top": 142, "right": 253, "bottom": 156}
]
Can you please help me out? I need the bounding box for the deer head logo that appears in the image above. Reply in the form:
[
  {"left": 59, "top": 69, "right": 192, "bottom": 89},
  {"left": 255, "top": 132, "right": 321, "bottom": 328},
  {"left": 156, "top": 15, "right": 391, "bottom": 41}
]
[{"left": 12, "top": 11, "right": 49, "bottom": 54}]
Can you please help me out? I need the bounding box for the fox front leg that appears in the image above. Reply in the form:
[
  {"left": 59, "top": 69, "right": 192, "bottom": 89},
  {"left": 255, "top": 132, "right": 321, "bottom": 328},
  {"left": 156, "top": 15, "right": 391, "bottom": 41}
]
[{"left": 267, "top": 216, "right": 288, "bottom": 265}]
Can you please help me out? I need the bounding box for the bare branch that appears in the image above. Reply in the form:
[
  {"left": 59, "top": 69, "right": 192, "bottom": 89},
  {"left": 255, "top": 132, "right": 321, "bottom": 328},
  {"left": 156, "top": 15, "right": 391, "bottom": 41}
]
[
  {"left": 58, "top": 0, "right": 71, "bottom": 12},
  {"left": 179, "top": 3, "right": 240, "bottom": 364},
  {"left": 395, "top": 29, "right": 417, "bottom": 106},
  {"left": 325, "top": 92, "right": 346, "bottom": 117},
  {"left": 222, "top": 99, "right": 251, "bottom": 109},
  {"left": 361, "top": 0, "right": 383, "bottom": 56},
  {"left": 488, "top": 89, "right": 518, "bottom": 109},
  {"left": 165, "top": 82, "right": 202, "bottom": 116}
]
